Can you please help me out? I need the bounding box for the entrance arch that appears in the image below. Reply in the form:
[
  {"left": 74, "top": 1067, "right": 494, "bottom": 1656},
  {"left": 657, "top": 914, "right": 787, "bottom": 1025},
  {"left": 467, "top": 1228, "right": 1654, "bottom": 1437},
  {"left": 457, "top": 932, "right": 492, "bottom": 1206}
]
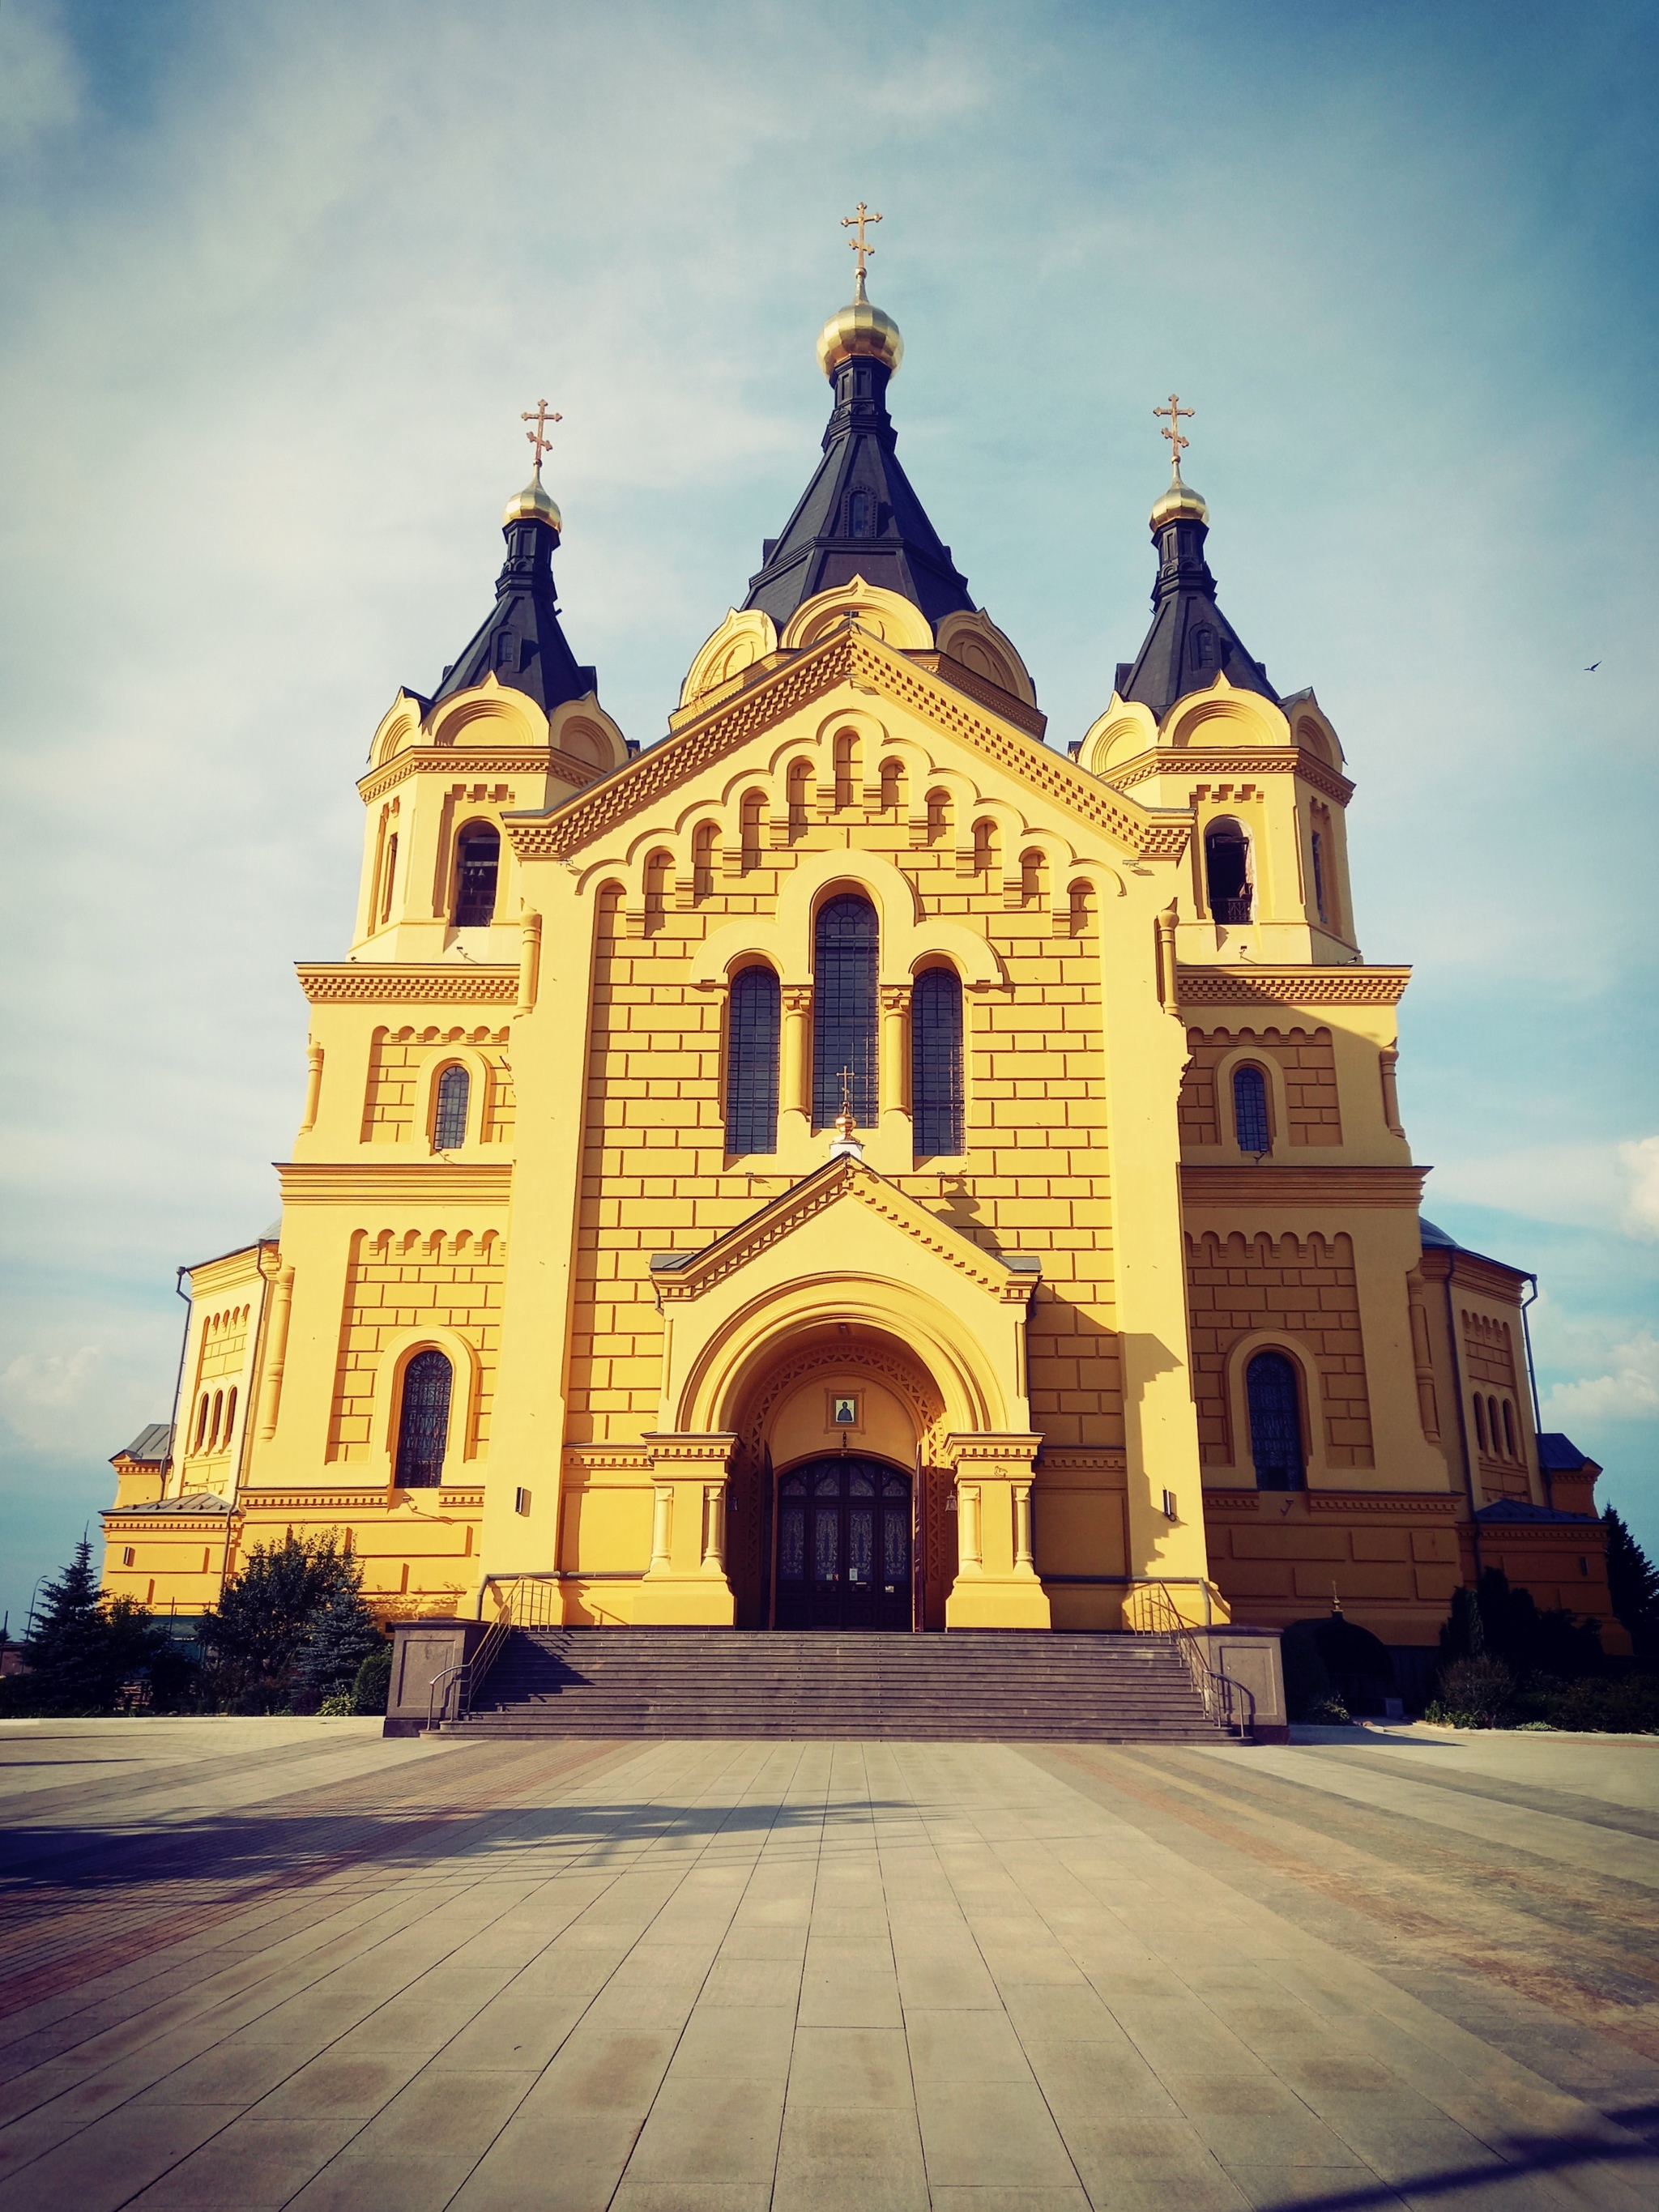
[{"left": 775, "top": 1456, "right": 914, "bottom": 1630}]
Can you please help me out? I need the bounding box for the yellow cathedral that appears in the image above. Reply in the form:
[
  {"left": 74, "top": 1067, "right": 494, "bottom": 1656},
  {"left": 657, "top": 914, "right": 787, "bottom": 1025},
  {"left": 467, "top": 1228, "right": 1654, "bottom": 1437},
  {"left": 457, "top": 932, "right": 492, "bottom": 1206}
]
[{"left": 101, "top": 225, "right": 1623, "bottom": 1722}]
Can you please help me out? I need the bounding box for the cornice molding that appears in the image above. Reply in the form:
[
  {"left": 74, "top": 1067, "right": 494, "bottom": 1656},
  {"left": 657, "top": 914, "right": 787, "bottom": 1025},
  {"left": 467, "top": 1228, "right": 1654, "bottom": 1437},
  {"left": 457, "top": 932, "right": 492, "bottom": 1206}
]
[
  {"left": 561, "top": 1448, "right": 655, "bottom": 1479},
  {"left": 652, "top": 1156, "right": 1038, "bottom": 1305},
  {"left": 358, "top": 745, "right": 599, "bottom": 804},
  {"left": 1107, "top": 747, "right": 1355, "bottom": 807},
  {"left": 276, "top": 1161, "right": 514, "bottom": 1204},
  {"left": 102, "top": 1507, "right": 237, "bottom": 1530},
  {"left": 1305, "top": 1491, "right": 1458, "bottom": 1517},
  {"left": 1182, "top": 1164, "right": 1429, "bottom": 1210},
  {"left": 1178, "top": 965, "right": 1410, "bottom": 1008},
  {"left": 1037, "top": 1448, "right": 1128, "bottom": 1477},
  {"left": 506, "top": 625, "right": 1188, "bottom": 865},
  {"left": 297, "top": 963, "right": 520, "bottom": 1005}
]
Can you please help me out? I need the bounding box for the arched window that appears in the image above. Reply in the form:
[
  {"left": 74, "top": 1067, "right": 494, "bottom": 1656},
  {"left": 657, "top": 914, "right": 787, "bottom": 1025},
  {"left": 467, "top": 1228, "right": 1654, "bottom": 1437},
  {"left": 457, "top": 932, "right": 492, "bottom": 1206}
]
[
  {"left": 1233, "top": 1066, "right": 1271, "bottom": 1155},
  {"left": 787, "top": 759, "right": 812, "bottom": 835},
  {"left": 1489, "top": 1397, "right": 1503, "bottom": 1457},
  {"left": 1473, "top": 1395, "right": 1488, "bottom": 1451},
  {"left": 1501, "top": 1400, "right": 1516, "bottom": 1457},
  {"left": 926, "top": 789, "right": 951, "bottom": 846},
  {"left": 1068, "top": 880, "right": 1092, "bottom": 938},
  {"left": 1020, "top": 850, "right": 1046, "bottom": 907},
  {"left": 433, "top": 1064, "right": 470, "bottom": 1151},
  {"left": 847, "top": 487, "right": 876, "bottom": 538},
  {"left": 726, "top": 966, "right": 780, "bottom": 1154},
  {"left": 1247, "top": 1352, "right": 1305, "bottom": 1490},
  {"left": 692, "top": 822, "right": 718, "bottom": 901},
  {"left": 209, "top": 1390, "right": 224, "bottom": 1451},
  {"left": 833, "top": 729, "right": 859, "bottom": 811},
  {"left": 972, "top": 819, "right": 997, "bottom": 879},
  {"left": 454, "top": 826, "right": 500, "bottom": 927},
  {"left": 224, "top": 1387, "right": 237, "bottom": 1449},
  {"left": 642, "top": 849, "right": 671, "bottom": 931},
  {"left": 395, "top": 1350, "right": 453, "bottom": 1489},
  {"left": 812, "top": 895, "right": 877, "bottom": 1129},
  {"left": 1311, "top": 831, "right": 1328, "bottom": 925},
  {"left": 1205, "top": 819, "right": 1252, "bottom": 923},
  {"left": 378, "top": 831, "right": 399, "bottom": 925},
  {"left": 740, "top": 791, "right": 765, "bottom": 871},
  {"left": 912, "top": 967, "right": 965, "bottom": 1157},
  {"left": 880, "top": 758, "right": 904, "bottom": 814},
  {"left": 194, "top": 1392, "right": 210, "bottom": 1451}
]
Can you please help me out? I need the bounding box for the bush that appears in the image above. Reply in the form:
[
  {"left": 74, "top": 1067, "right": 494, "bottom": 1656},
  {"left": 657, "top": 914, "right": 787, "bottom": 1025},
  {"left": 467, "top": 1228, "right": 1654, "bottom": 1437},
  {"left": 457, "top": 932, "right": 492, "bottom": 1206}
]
[
  {"left": 199, "top": 1536, "right": 375, "bottom": 1713},
  {"left": 1439, "top": 1569, "right": 1603, "bottom": 1683},
  {"left": 318, "top": 1691, "right": 355, "bottom": 1716},
  {"left": 1, "top": 1541, "right": 176, "bottom": 1716},
  {"left": 1429, "top": 1653, "right": 1516, "bottom": 1728},
  {"left": 1534, "top": 1675, "right": 1659, "bottom": 1734},
  {"left": 351, "top": 1643, "right": 393, "bottom": 1715}
]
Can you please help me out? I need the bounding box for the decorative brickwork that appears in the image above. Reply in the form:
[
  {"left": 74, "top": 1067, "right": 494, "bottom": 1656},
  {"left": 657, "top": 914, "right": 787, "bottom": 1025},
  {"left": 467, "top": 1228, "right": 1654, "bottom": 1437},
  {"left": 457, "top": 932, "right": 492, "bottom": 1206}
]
[
  {"left": 1179, "top": 1026, "right": 1342, "bottom": 1149},
  {"left": 1177, "top": 967, "right": 1410, "bottom": 1008},
  {"left": 326, "top": 1228, "right": 505, "bottom": 1462},
  {"left": 360, "top": 1026, "right": 515, "bottom": 1144},
  {"left": 1186, "top": 1230, "right": 1374, "bottom": 1468},
  {"left": 299, "top": 965, "right": 519, "bottom": 1005}
]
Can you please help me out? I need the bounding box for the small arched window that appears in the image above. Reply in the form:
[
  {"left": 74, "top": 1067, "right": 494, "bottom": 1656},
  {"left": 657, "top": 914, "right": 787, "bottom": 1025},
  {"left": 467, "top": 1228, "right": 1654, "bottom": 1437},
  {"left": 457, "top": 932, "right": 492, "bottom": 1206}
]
[
  {"left": 433, "top": 1064, "right": 470, "bottom": 1151},
  {"left": 880, "top": 758, "right": 904, "bottom": 814},
  {"left": 223, "top": 1387, "right": 237, "bottom": 1450},
  {"left": 1473, "top": 1395, "right": 1488, "bottom": 1451},
  {"left": 1233, "top": 1066, "right": 1271, "bottom": 1155},
  {"left": 194, "top": 1392, "right": 210, "bottom": 1451},
  {"left": 912, "top": 967, "right": 965, "bottom": 1157},
  {"left": 454, "top": 826, "right": 500, "bottom": 927},
  {"left": 379, "top": 831, "right": 399, "bottom": 925},
  {"left": 812, "top": 894, "right": 877, "bottom": 1129},
  {"left": 395, "top": 1349, "right": 453, "bottom": 1489},
  {"left": 1501, "top": 1400, "right": 1516, "bottom": 1457},
  {"left": 209, "top": 1390, "right": 224, "bottom": 1451},
  {"left": 1247, "top": 1352, "right": 1305, "bottom": 1490},
  {"left": 833, "top": 730, "right": 859, "bottom": 812},
  {"left": 925, "top": 789, "right": 951, "bottom": 846},
  {"left": 787, "top": 759, "right": 812, "bottom": 833},
  {"left": 1311, "top": 831, "right": 1328, "bottom": 925},
  {"left": 692, "top": 822, "right": 718, "bottom": 901},
  {"left": 740, "top": 791, "right": 765, "bottom": 871},
  {"left": 847, "top": 487, "right": 876, "bottom": 539},
  {"left": 972, "top": 820, "right": 997, "bottom": 879},
  {"left": 726, "top": 966, "right": 780, "bottom": 1155},
  {"left": 1068, "top": 880, "right": 1092, "bottom": 938},
  {"left": 642, "top": 850, "right": 671, "bottom": 931},
  {"left": 1489, "top": 1397, "right": 1503, "bottom": 1457},
  {"left": 1205, "top": 820, "right": 1252, "bottom": 923},
  {"left": 1020, "top": 850, "right": 1046, "bottom": 907}
]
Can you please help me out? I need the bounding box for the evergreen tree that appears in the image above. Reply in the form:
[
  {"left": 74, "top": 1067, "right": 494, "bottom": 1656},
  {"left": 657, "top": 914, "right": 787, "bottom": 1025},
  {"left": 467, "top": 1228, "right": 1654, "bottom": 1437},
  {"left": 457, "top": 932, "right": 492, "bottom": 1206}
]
[
  {"left": 8, "top": 1539, "right": 166, "bottom": 1715},
  {"left": 1605, "top": 1507, "right": 1659, "bottom": 1660},
  {"left": 292, "top": 1574, "right": 385, "bottom": 1708},
  {"left": 199, "top": 1535, "right": 359, "bottom": 1712}
]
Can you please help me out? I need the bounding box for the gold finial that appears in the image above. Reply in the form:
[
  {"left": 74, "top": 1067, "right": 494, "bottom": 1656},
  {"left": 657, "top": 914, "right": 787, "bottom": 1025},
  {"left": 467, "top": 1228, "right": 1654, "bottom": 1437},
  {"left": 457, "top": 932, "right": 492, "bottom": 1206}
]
[
  {"left": 1155, "top": 393, "right": 1194, "bottom": 478},
  {"left": 522, "top": 398, "right": 561, "bottom": 473},
  {"left": 841, "top": 202, "right": 882, "bottom": 301}
]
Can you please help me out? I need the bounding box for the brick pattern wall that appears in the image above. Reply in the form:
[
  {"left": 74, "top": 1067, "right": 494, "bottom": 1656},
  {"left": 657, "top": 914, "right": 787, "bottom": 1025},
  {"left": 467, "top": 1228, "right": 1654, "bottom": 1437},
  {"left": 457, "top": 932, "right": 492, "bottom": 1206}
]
[
  {"left": 327, "top": 1228, "right": 505, "bottom": 1461},
  {"left": 568, "top": 769, "right": 1124, "bottom": 1448},
  {"left": 361, "top": 1026, "right": 515, "bottom": 1144},
  {"left": 1179, "top": 1026, "right": 1343, "bottom": 1148},
  {"left": 1186, "top": 1230, "right": 1374, "bottom": 1469}
]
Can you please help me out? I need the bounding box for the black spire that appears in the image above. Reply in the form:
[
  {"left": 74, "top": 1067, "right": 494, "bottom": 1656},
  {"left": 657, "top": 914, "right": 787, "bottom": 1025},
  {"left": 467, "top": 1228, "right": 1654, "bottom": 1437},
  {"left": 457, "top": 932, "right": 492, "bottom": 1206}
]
[
  {"left": 744, "top": 290, "right": 975, "bottom": 630},
  {"left": 1115, "top": 471, "right": 1276, "bottom": 718},
  {"left": 433, "top": 474, "right": 596, "bottom": 710}
]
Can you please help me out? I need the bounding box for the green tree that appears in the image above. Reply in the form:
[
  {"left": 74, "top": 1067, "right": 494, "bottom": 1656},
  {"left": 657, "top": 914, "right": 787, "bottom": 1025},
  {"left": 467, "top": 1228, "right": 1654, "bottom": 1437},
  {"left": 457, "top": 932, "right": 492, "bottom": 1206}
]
[
  {"left": 292, "top": 1576, "right": 385, "bottom": 1710},
  {"left": 4, "top": 1539, "right": 168, "bottom": 1715},
  {"left": 199, "top": 1535, "right": 361, "bottom": 1713},
  {"left": 1604, "top": 1508, "right": 1659, "bottom": 1660}
]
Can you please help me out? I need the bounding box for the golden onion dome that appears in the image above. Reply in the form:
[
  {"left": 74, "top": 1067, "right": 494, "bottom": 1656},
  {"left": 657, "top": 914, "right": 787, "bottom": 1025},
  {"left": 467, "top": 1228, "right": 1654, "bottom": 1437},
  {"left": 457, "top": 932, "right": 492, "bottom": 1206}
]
[
  {"left": 1149, "top": 464, "right": 1209, "bottom": 528},
  {"left": 816, "top": 287, "right": 904, "bottom": 380},
  {"left": 502, "top": 468, "right": 562, "bottom": 531}
]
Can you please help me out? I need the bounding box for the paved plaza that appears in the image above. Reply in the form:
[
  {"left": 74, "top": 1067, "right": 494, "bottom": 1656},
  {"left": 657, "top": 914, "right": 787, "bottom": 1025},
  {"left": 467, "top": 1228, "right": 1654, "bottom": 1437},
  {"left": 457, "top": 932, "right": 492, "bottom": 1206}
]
[{"left": 1, "top": 1719, "right": 1657, "bottom": 2210}]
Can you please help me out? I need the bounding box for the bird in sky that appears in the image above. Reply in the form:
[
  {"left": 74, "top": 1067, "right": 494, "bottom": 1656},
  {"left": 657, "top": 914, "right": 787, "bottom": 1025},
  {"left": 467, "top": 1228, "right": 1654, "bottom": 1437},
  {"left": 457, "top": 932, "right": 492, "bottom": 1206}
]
[{"left": 1585, "top": 661, "right": 1601, "bottom": 671}]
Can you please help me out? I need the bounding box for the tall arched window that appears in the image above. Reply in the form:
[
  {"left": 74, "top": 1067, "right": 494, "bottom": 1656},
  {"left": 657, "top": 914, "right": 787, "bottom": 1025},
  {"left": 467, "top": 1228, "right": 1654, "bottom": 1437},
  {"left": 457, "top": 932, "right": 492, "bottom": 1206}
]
[
  {"left": 209, "top": 1389, "right": 224, "bottom": 1451},
  {"left": 812, "top": 895, "right": 877, "bottom": 1129},
  {"left": 1204, "top": 819, "right": 1252, "bottom": 923},
  {"left": 433, "top": 1064, "right": 470, "bottom": 1151},
  {"left": 912, "top": 967, "right": 965, "bottom": 1157},
  {"left": 454, "top": 826, "right": 500, "bottom": 927},
  {"left": 1473, "top": 1395, "right": 1489, "bottom": 1451},
  {"left": 194, "top": 1392, "right": 210, "bottom": 1450},
  {"left": 726, "top": 966, "right": 780, "bottom": 1154},
  {"left": 740, "top": 791, "right": 765, "bottom": 871},
  {"left": 1502, "top": 1400, "right": 1516, "bottom": 1458},
  {"left": 395, "top": 1350, "right": 453, "bottom": 1489},
  {"left": 692, "top": 822, "right": 718, "bottom": 901},
  {"left": 1311, "top": 831, "right": 1328, "bottom": 924},
  {"left": 1247, "top": 1352, "right": 1305, "bottom": 1490},
  {"left": 1489, "top": 1397, "right": 1503, "bottom": 1457},
  {"left": 224, "top": 1387, "right": 237, "bottom": 1451},
  {"left": 1233, "top": 1066, "right": 1271, "bottom": 1154}
]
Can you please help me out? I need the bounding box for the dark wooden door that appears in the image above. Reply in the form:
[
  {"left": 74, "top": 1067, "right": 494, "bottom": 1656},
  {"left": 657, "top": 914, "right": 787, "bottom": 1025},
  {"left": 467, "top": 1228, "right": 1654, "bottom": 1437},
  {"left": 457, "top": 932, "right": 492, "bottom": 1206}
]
[{"left": 774, "top": 1459, "right": 912, "bottom": 1630}]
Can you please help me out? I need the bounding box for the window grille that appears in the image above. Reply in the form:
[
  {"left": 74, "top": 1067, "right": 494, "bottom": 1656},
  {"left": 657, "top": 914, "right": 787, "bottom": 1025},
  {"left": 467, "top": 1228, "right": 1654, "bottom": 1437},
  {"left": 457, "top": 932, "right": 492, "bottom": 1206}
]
[
  {"left": 396, "top": 1350, "right": 452, "bottom": 1489},
  {"left": 454, "top": 828, "right": 500, "bottom": 927},
  {"left": 433, "top": 1064, "right": 470, "bottom": 1151},
  {"left": 812, "top": 896, "right": 877, "bottom": 1128},
  {"left": 1205, "top": 820, "right": 1252, "bottom": 923},
  {"left": 1247, "top": 1352, "right": 1305, "bottom": 1490},
  {"left": 726, "top": 967, "right": 780, "bottom": 1154},
  {"left": 1233, "top": 1066, "right": 1271, "bottom": 1154},
  {"left": 912, "top": 966, "right": 964, "bottom": 1157}
]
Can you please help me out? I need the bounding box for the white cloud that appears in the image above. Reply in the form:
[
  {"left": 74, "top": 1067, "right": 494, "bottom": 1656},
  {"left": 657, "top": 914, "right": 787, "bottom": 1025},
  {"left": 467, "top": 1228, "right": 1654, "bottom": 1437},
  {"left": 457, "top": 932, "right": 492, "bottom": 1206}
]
[
  {"left": 1618, "top": 1136, "right": 1659, "bottom": 1241},
  {"left": 0, "top": 1345, "right": 102, "bottom": 1447},
  {"left": 0, "top": 2, "right": 78, "bottom": 154},
  {"left": 1426, "top": 1143, "right": 1628, "bottom": 1233},
  {"left": 1544, "top": 1334, "right": 1659, "bottom": 1427}
]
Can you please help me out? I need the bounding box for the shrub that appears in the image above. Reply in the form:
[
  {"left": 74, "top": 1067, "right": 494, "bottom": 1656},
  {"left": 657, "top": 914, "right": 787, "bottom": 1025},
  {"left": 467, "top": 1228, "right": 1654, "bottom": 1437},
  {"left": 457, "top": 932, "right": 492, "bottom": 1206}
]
[
  {"left": 1429, "top": 1653, "right": 1516, "bottom": 1728},
  {"left": 351, "top": 1643, "right": 393, "bottom": 1715},
  {"left": 199, "top": 1536, "right": 371, "bottom": 1713}
]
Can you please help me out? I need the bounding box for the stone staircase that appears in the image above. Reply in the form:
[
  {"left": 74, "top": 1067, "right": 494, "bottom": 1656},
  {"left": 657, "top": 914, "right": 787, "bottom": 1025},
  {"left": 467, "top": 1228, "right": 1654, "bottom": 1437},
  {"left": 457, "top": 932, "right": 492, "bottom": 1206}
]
[{"left": 437, "top": 1628, "right": 1232, "bottom": 1742}]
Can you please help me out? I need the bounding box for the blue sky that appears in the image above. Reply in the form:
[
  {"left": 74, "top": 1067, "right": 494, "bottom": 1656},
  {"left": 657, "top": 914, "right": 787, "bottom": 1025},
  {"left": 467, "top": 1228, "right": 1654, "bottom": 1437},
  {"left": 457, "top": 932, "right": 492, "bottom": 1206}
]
[{"left": 2, "top": 0, "right": 1655, "bottom": 1634}]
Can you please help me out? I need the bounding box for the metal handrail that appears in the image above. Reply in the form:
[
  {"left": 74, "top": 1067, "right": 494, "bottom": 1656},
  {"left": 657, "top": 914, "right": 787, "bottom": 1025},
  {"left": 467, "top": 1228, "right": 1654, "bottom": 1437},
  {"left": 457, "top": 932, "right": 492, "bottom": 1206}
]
[{"left": 1124, "top": 1581, "right": 1256, "bottom": 1740}]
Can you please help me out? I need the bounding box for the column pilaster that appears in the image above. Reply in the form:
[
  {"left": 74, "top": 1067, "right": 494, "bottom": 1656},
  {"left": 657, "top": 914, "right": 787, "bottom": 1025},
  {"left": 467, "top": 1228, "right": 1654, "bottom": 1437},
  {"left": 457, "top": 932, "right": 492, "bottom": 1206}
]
[{"left": 633, "top": 1433, "right": 739, "bottom": 1624}]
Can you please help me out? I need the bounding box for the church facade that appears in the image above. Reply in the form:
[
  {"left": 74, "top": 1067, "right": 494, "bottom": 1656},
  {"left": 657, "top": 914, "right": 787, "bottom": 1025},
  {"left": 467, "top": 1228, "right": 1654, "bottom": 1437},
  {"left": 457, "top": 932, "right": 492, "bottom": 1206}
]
[{"left": 101, "top": 248, "right": 1623, "bottom": 1669}]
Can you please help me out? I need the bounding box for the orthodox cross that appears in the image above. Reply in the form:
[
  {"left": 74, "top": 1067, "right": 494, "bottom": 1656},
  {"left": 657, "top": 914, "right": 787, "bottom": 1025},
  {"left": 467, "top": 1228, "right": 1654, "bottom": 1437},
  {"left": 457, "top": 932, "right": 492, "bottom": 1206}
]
[
  {"left": 1155, "top": 393, "right": 1193, "bottom": 473},
  {"left": 841, "top": 202, "right": 882, "bottom": 286},
  {"left": 522, "top": 398, "right": 561, "bottom": 471},
  {"left": 838, "top": 1066, "right": 855, "bottom": 1117}
]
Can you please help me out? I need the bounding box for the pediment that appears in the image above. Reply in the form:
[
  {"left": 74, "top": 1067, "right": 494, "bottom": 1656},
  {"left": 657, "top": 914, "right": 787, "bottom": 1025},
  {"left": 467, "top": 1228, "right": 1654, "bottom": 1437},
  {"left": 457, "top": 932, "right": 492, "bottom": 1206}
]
[
  {"left": 506, "top": 625, "right": 1183, "bottom": 864},
  {"left": 648, "top": 1156, "right": 1039, "bottom": 1307}
]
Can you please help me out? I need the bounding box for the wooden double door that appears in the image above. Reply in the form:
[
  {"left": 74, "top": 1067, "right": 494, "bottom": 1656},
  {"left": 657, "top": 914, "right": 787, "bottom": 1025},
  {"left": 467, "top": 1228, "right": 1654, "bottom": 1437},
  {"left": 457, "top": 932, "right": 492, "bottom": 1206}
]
[{"left": 775, "top": 1457, "right": 914, "bottom": 1630}]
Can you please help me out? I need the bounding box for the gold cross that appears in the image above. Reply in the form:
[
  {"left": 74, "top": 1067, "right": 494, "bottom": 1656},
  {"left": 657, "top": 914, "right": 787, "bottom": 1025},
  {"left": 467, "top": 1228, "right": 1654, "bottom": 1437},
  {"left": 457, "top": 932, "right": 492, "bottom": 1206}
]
[
  {"left": 841, "top": 202, "right": 882, "bottom": 288},
  {"left": 838, "top": 1066, "right": 855, "bottom": 1116},
  {"left": 1155, "top": 393, "right": 1193, "bottom": 474},
  {"left": 521, "top": 399, "right": 561, "bottom": 471}
]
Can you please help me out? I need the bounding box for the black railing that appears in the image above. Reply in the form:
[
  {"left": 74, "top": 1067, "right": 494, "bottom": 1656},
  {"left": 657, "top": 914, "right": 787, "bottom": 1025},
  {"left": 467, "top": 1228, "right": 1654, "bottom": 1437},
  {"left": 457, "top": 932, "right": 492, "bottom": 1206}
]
[{"left": 1211, "top": 895, "right": 1252, "bottom": 924}]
